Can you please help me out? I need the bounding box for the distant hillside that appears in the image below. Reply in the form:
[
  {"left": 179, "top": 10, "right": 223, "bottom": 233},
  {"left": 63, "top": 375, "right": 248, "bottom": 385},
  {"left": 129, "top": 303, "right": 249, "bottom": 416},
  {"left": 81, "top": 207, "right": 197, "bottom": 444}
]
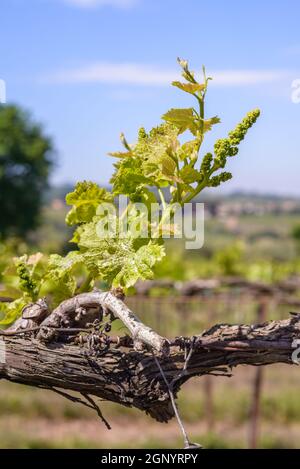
[{"left": 45, "top": 184, "right": 300, "bottom": 217}]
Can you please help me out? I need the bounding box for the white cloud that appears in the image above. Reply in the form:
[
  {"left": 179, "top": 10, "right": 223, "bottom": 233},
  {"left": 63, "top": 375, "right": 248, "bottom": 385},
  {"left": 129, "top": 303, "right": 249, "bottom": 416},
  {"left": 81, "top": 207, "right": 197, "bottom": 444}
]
[
  {"left": 44, "top": 63, "right": 176, "bottom": 85},
  {"left": 211, "top": 70, "right": 290, "bottom": 86},
  {"left": 42, "top": 62, "right": 293, "bottom": 87},
  {"left": 63, "top": 0, "right": 138, "bottom": 8}
]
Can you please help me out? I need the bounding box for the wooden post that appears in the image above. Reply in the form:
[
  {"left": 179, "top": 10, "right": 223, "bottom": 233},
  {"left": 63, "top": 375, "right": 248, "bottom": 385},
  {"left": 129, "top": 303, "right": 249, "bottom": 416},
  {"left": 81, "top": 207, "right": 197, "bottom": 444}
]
[
  {"left": 203, "top": 374, "right": 214, "bottom": 431},
  {"left": 248, "top": 295, "right": 269, "bottom": 449},
  {"left": 203, "top": 299, "right": 215, "bottom": 431}
]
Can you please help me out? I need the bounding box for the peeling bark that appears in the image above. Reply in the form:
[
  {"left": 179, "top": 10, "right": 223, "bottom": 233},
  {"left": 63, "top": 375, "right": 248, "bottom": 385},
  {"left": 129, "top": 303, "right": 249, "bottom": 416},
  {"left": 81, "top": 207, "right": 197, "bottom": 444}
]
[{"left": 36, "top": 291, "right": 169, "bottom": 353}]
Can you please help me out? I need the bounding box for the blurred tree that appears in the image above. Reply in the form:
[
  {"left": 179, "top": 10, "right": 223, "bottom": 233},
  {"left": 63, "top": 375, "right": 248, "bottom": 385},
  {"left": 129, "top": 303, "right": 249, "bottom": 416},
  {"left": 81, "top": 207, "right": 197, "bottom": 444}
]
[{"left": 0, "top": 105, "right": 54, "bottom": 239}]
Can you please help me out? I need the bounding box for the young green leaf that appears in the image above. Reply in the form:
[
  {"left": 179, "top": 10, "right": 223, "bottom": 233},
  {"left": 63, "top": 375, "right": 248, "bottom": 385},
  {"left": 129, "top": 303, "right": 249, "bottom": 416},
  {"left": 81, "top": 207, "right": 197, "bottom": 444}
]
[
  {"left": 113, "top": 242, "right": 165, "bottom": 288},
  {"left": 180, "top": 165, "right": 202, "bottom": 184},
  {"left": 202, "top": 116, "right": 221, "bottom": 132},
  {"left": 66, "top": 181, "right": 113, "bottom": 226},
  {"left": 172, "top": 81, "right": 205, "bottom": 94},
  {"left": 0, "top": 297, "right": 29, "bottom": 326},
  {"left": 162, "top": 108, "right": 198, "bottom": 135}
]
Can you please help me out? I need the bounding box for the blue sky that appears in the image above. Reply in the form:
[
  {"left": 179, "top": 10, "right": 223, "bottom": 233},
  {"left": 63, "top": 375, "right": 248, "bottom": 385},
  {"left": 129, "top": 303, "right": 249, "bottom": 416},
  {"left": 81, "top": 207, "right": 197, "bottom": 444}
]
[{"left": 1, "top": 0, "right": 300, "bottom": 194}]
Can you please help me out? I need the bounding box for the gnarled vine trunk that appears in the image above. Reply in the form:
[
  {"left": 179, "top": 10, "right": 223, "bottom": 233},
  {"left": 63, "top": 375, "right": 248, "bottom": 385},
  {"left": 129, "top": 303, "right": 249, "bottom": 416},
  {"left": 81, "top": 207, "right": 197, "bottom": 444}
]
[{"left": 1, "top": 293, "right": 300, "bottom": 423}]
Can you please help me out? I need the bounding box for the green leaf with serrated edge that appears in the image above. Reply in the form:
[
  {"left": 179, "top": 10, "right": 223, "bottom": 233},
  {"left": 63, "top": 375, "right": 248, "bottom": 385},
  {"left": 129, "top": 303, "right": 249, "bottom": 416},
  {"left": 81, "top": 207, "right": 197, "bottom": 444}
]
[
  {"left": 112, "top": 242, "right": 165, "bottom": 288},
  {"left": 162, "top": 108, "right": 198, "bottom": 135},
  {"left": 180, "top": 165, "right": 202, "bottom": 184},
  {"left": 108, "top": 151, "right": 132, "bottom": 158},
  {"left": 76, "top": 218, "right": 132, "bottom": 283},
  {"left": 66, "top": 181, "right": 113, "bottom": 226},
  {"left": 43, "top": 252, "right": 84, "bottom": 305},
  {"left": 46, "top": 273, "right": 77, "bottom": 307},
  {"left": 112, "top": 123, "right": 180, "bottom": 191},
  {"left": 159, "top": 155, "right": 177, "bottom": 177},
  {"left": 178, "top": 139, "right": 200, "bottom": 161},
  {"left": 111, "top": 157, "right": 150, "bottom": 197},
  {"left": 202, "top": 116, "right": 221, "bottom": 132},
  {"left": 172, "top": 81, "right": 205, "bottom": 94},
  {"left": 74, "top": 213, "right": 165, "bottom": 288},
  {"left": 0, "top": 297, "right": 29, "bottom": 326},
  {"left": 47, "top": 251, "right": 83, "bottom": 278}
]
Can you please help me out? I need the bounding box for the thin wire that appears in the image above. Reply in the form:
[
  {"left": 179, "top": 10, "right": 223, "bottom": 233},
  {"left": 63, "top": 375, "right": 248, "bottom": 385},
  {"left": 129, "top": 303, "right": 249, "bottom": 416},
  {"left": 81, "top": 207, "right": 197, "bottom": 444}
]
[{"left": 152, "top": 353, "right": 201, "bottom": 449}]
